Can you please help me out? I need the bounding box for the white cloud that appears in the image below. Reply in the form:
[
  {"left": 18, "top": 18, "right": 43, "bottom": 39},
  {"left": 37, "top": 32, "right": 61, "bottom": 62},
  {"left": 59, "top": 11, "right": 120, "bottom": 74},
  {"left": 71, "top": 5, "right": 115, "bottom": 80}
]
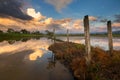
[
  {"left": 44, "top": 18, "right": 54, "bottom": 24},
  {"left": 27, "top": 8, "right": 46, "bottom": 21},
  {"left": 45, "top": 0, "right": 73, "bottom": 12}
]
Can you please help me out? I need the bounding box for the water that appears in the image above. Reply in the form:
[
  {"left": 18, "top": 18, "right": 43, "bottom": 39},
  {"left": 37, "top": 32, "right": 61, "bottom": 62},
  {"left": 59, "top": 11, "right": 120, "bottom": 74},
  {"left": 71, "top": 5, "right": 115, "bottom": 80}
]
[
  {"left": 0, "top": 37, "right": 119, "bottom": 80},
  {"left": 0, "top": 38, "right": 74, "bottom": 80},
  {"left": 57, "top": 36, "right": 120, "bottom": 50}
]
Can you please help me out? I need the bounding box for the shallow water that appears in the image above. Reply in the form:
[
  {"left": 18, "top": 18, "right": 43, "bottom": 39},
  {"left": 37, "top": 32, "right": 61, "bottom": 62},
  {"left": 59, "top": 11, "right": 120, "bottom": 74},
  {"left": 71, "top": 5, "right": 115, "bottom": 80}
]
[
  {"left": 0, "top": 38, "right": 74, "bottom": 80},
  {"left": 57, "top": 36, "right": 120, "bottom": 50},
  {"left": 0, "top": 36, "right": 119, "bottom": 80}
]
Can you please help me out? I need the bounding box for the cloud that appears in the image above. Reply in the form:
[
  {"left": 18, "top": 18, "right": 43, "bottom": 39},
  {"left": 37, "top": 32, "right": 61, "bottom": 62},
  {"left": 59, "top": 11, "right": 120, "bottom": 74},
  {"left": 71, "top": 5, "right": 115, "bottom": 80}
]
[
  {"left": 112, "top": 22, "right": 120, "bottom": 29},
  {"left": 72, "top": 19, "right": 83, "bottom": 29},
  {"left": 45, "top": 0, "right": 73, "bottom": 12},
  {"left": 114, "top": 14, "right": 120, "bottom": 23},
  {"left": 44, "top": 18, "right": 72, "bottom": 30},
  {"left": 44, "top": 18, "right": 54, "bottom": 24},
  {"left": 27, "top": 8, "right": 46, "bottom": 21},
  {"left": 89, "top": 16, "right": 97, "bottom": 21},
  {"left": 0, "top": 0, "right": 32, "bottom": 20},
  {"left": 100, "top": 19, "right": 108, "bottom": 23}
]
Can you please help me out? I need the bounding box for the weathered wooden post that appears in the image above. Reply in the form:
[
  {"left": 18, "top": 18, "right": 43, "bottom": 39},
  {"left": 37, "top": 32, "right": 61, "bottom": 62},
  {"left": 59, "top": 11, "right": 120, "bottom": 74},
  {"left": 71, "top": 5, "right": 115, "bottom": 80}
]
[
  {"left": 84, "top": 15, "right": 91, "bottom": 64},
  {"left": 53, "top": 28, "right": 56, "bottom": 43},
  {"left": 67, "top": 29, "right": 69, "bottom": 42},
  {"left": 107, "top": 21, "right": 113, "bottom": 56}
]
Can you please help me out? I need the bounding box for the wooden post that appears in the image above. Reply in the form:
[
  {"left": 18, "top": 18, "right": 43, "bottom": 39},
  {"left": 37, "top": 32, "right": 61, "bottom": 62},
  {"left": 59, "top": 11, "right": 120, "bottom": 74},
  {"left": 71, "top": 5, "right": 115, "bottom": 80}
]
[
  {"left": 67, "top": 29, "right": 69, "bottom": 42},
  {"left": 107, "top": 21, "right": 113, "bottom": 56},
  {"left": 84, "top": 15, "right": 91, "bottom": 64},
  {"left": 53, "top": 28, "right": 56, "bottom": 43}
]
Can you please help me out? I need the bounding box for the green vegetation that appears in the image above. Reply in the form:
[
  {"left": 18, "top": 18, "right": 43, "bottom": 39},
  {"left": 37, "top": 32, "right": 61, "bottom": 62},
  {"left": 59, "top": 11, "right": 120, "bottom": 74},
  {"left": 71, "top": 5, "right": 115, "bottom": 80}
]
[
  {"left": 0, "top": 28, "right": 56, "bottom": 40},
  {"left": 49, "top": 42, "right": 120, "bottom": 80}
]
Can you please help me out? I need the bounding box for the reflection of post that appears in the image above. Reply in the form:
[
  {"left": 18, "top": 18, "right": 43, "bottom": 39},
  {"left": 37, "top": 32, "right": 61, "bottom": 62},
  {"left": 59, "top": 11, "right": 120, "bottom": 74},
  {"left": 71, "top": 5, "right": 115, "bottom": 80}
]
[
  {"left": 47, "top": 53, "right": 56, "bottom": 69},
  {"left": 53, "top": 28, "right": 56, "bottom": 43},
  {"left": 107, "top": 21, "right": 113, "bottom": 56},
  {"left": 67, "top": 29, "right": 69, "bottom": 42},
  {"left": 52, "top": 53, "right": 55, "bottom": 62},
  {"left": 84, "top": 15, "right": 91, "bottom": 64}
]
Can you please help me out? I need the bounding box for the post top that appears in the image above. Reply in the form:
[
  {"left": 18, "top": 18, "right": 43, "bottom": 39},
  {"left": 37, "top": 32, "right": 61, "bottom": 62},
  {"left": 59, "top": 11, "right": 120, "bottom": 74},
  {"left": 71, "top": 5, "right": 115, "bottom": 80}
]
[{"left": 84, "top": 15, "right": 89, "bottom": 18}]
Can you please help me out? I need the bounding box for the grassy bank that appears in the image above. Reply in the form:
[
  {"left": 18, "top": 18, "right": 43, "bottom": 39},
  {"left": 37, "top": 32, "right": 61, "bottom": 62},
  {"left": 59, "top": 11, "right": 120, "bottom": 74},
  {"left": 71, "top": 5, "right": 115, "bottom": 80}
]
[{"left": 49, "top": 42, "right": 120, "bottom": 80}]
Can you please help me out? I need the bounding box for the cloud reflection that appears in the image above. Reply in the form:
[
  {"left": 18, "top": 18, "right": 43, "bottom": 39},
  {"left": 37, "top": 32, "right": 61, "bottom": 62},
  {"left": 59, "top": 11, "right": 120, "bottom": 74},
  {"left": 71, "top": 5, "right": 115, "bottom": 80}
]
[
  {"left": 0, "top": 38, "right": 52, "bottom": 61},
  {"left": 29, "top": 49, "right": 44, "bottom": 61}
]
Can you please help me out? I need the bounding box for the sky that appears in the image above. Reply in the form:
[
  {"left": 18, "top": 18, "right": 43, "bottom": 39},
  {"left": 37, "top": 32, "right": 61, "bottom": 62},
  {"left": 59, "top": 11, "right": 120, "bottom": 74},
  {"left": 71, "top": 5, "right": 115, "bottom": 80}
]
[{"left": 0, "top": 0, "right": 120, "bottom": 33}]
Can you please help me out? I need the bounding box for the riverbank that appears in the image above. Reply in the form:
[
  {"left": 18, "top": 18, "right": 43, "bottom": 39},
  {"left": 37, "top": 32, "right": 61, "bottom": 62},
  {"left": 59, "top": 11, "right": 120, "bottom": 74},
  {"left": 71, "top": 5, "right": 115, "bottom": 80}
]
[{"left": 49, "top": 42, "right": 120, "bottom": 80}]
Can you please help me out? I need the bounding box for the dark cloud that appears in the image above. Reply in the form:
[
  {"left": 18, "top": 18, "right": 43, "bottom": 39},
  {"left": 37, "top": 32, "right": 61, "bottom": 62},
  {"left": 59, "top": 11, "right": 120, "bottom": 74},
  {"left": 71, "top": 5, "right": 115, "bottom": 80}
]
[
  {"left": 0, "top": 0, "right": 32, "bottom": 20},
  {"left": 114, "top": 14, "right": 120, "bottom": 22}
]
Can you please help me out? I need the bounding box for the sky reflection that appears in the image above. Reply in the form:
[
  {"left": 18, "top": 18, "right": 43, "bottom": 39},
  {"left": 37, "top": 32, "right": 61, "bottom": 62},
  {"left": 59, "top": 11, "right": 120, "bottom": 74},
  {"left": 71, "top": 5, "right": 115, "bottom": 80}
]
[
  {"left": 57, "top": 37, "right": 120, "bottom": 50},
  {"left": 0, "top": 38, "right": 52, "bottom": 59}
]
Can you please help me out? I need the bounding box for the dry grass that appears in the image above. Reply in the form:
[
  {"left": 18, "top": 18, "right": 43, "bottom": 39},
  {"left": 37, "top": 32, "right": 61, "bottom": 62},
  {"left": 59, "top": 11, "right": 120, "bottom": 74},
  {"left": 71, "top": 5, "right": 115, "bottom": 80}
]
[{"left": 49, "top": 42, "right": 120, "bottom": 80}]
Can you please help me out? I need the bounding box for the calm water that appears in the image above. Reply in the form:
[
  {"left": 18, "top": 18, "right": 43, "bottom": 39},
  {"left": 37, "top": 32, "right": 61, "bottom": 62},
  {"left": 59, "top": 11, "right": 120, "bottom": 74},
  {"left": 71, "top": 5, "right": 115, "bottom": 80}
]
[
  {"left": 57, "top": 36, "right": 120, "bottom": 50},
  {"left": 0, "top": 38, "right": 74, "bottom": 80},
  {"left": 0, "top": 37, "right": 119, "bottom": 80}
]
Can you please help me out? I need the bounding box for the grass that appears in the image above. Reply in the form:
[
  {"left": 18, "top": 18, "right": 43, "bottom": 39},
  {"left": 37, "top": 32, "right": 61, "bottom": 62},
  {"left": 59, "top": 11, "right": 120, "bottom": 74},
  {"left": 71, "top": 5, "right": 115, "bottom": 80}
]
[{"left": 49, "top": 42, "right": 120, "bottom": 80}]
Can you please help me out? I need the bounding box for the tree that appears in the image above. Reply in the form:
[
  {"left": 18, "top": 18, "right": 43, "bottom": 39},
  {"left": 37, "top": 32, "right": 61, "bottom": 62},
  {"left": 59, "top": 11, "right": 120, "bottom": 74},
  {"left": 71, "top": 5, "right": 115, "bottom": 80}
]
[
  {"left": 45, "top": 30, "right": 54, "bottom": 37},
  {"left": 21, "top": 29, "right": 30, "bottom": 34},
  {"left": 7, "top": 28, "right": 14, "bottom": 33},
  {"left": 0, "top": 30, "right": 3, "bottom": 33}
]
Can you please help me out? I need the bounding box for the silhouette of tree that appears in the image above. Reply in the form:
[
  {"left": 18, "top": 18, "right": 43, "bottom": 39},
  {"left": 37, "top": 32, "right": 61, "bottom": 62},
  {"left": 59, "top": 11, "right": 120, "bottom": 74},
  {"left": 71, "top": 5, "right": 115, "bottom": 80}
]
[
  {"left": 21, "top": 29, "right": 30, "bottom": 34},
  {"left": 45, "top": 30, "right": 54, "bottom": 37},
  {"left": 7, "top": 28, "right": 14, "bottom": 33},
  {"left": 0, "top": 30, "right": 3, "bottom": 33}
]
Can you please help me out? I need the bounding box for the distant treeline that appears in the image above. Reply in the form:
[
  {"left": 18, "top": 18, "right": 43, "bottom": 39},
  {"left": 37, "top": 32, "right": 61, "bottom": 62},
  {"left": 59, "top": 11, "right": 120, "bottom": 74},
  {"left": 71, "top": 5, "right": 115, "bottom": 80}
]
[
  {"left": 0, "top": 28, "right": 120, "bottom": 37},
  {"left": 0, "top": 28, "right": 55, "bottom": 38}
]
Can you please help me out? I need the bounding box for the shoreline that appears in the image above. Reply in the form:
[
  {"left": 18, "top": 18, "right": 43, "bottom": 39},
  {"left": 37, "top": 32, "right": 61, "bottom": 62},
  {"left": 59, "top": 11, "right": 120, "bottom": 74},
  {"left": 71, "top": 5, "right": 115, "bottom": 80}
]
[{"left": 49, "top": 42, "right": 120, "bottom": 80}]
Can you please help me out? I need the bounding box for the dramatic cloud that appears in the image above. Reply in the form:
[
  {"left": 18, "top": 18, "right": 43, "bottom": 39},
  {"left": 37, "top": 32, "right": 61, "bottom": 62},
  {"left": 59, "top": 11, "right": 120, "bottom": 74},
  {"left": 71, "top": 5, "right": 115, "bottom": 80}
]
[
  {"left": 45, "top": 0, "right": 73, "bottom": 12},
  {"left": 0, "top": 16, "right": 46, "bottom": 32},
  {"left": 0, "top": 0, "right": 32, "bottom": 20},
  {"left": 27, "top": 8, "right": 46, "bottom": 21},
  {"left": 89, "top": 16, "right": 97, "bottom": 21}
]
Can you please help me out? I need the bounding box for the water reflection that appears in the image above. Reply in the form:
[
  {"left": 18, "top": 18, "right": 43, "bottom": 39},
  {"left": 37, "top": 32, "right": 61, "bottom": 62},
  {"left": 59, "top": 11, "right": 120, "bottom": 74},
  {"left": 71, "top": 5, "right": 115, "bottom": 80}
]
[
  {"left": 0, "top": 38, "right": 50, "bottom": 54},
  {"left": 0, "top": 38, "right": 74, "bottom": 80},
  {"left": 29, "top": 49, "right": 44, "bottom": 61},
  {"left": 47, "top": 54, "right": 56, "bottom": 69},
  {"left": 57, "top": 36, "right": 120, "bottom": 50}
]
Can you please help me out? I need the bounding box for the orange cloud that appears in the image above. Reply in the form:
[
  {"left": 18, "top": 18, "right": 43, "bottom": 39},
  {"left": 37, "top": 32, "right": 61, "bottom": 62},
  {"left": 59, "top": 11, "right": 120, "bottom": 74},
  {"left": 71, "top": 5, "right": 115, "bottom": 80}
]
[
  {"left": 73, "top": 19, "right": 83, "bottom": 29},
  {"left": 112, "top": 22, "right": 120, "bottom": 28},
  {"left": 89, "top": 16, "right": 97, "bottom": 21}
]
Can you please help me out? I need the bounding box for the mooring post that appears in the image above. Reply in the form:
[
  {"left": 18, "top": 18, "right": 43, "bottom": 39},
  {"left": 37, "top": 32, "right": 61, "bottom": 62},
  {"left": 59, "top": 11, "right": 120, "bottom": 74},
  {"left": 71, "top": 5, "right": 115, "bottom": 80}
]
[
  {"left": 53, "top": 28, "right": 56, "bottom": 43},
  {"left": 84, "top": 15, "right": 91, "bottom": 64},
  {"left": 107, "top": 21, "right": 113, "bottom": 56},
  {"left": 67, "top": 29, "right": 69, "bottom": 42}
]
